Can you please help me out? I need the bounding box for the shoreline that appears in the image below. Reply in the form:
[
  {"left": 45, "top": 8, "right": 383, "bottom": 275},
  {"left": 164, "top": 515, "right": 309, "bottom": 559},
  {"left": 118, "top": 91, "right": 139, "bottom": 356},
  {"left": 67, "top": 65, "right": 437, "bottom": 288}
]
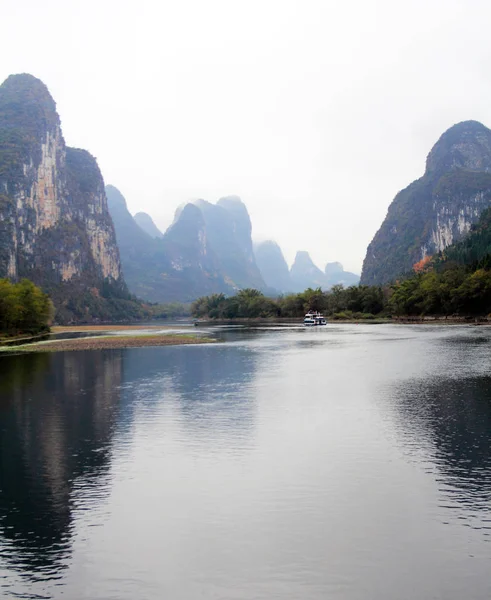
[
  {"left": 51, "top": 324, "right": 177, "bottom": 333},
  {"left": 0, "top": 333, "right": 216, "bottom": 354},
  {"left": 2, "top": 317, "right": 489, "bottom": 354},
  {"left": 196, "top": 316, "right": 491, "bottom": 326}
]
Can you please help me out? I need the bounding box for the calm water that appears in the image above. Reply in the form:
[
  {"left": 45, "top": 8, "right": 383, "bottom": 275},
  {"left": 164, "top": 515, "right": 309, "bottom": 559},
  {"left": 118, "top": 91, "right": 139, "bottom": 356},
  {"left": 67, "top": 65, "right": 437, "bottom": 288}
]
[{"left": 0, "top": 324, "right": 491, "bottom": 599}]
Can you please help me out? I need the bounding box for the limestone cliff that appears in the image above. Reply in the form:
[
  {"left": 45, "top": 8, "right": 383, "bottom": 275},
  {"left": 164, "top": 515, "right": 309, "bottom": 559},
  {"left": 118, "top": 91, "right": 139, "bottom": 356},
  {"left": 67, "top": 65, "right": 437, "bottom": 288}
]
[
  {"left": 134, "top": 211, "right": 164, "bottom": 239},
  {"left": 324, "top": 262, "right": 360, "bottom": 287},
  {"left": 0, "top": 74, "right": 138, "bottom": 322},
  {"left": 194, "top": 197, "right": 265, "bottom": 291},
  {"left": 254, "top": 240, "right": 292, "bottom": 292},
  {"left": 108, "top": 189, "right": 265, "bottom": 302},
  {"left": 361, "top": 121, "right": 491, "bottom": 285},
  {"left": 290, "top": 251, "right": 326, "bottom": 292},
  {"left": 108, "top": 187, "right": 236, "bottom": 302}
]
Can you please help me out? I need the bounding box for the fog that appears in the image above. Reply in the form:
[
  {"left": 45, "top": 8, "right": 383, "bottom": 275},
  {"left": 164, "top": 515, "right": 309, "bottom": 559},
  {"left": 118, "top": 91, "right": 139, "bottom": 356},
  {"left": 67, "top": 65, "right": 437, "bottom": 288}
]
[{"left": 2, "top": 0, "right": 491, "bottom": 273}]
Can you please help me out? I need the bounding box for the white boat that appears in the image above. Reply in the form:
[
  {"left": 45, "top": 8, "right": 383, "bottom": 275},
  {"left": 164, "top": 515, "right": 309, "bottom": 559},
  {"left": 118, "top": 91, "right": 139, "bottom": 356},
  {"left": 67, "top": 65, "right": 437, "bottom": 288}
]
[{"left": 303, "top": 311, "right": 327, "bottom": 326}]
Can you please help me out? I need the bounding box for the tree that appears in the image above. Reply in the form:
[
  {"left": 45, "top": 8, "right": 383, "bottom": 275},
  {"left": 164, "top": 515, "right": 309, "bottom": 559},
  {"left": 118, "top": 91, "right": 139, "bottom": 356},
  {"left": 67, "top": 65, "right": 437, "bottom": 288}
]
[{"left": 0, "top": 278, "right": 53, "bottom": 336}]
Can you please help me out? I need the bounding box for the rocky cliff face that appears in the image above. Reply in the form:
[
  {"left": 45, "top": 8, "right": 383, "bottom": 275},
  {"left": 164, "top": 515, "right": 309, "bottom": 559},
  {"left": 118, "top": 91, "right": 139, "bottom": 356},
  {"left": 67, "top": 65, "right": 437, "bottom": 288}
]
[
  {"left": 216, "top": 195, "right": 256, "bottom": 265},
  {"left": 361, "top": 121, "right": 491, "bottom": 285},
  {"left": 108, "top": 189, "right": 265, "bottom": 302},
  {"left": 108, "top": 188, "right": 237, "bottom": 302},
  {"left": 324, "top": 262, "right": 360, "bottom": 287},
  {"left": 195, "top": 197, "right": 265, "bottom": 291},
  {"left": 133, "top": 211, "right": 164, "bottom": 238},
  {"left": 290, "top": 251, "right": 326, "bottom": 292},
  {"left": 254, "top": 240, "right": 292, "bottom": 292},
  {"left": 107, "top": 185, "right": 172, "bottom": 302},
  {"left": 0, "top": 74, "right": 136, "bottom": 322}
]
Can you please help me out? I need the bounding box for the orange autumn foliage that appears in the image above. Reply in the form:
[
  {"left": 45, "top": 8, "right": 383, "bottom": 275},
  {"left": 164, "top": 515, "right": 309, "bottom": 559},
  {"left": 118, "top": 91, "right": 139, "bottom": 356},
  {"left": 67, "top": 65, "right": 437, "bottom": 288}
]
[{"left": 413, "top": 255, "right": 433, "bottom": 273}]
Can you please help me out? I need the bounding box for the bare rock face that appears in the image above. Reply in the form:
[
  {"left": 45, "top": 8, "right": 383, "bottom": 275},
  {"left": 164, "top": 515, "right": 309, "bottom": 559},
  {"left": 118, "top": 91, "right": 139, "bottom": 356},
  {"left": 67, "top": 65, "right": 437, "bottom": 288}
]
[
  {"left": 290, "top": 251, "right": 326, "bottom": 292},
  {"left": 324, "top": 262, "right": 344, "bottom": 277},
  {"left": 254, "top": 240, "right": 292, "bottom": 293},
  {"left": 195, "top": 197, "right": 265, "bottom": 291},
  {"left": 108, "top": 189, "right": 266, "bottom": 302},
  {"left": 133, "top": 211, "right": 164, "bottom": 239},
  {"left": 324, "top": 262, "right": 359, "bottom": 287},
  {"left": 0, "top": 74, "right": 130, "bottom": 321},
  {"left": 361, "top": 121, "right": 491, "bottom": 285},
  {"left": 107, "top": 189, "right": 235, "bottom": 302}
]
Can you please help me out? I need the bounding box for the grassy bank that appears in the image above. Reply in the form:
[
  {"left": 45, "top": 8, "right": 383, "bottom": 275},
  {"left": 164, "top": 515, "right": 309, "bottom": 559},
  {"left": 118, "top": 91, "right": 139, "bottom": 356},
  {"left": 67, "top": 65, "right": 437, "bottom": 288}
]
[
  {"left": 51, "top": 325, "right": 176, "bottom": 333},
  {"left": 0, "top": 333, "right": 216, "bottom": 353}
]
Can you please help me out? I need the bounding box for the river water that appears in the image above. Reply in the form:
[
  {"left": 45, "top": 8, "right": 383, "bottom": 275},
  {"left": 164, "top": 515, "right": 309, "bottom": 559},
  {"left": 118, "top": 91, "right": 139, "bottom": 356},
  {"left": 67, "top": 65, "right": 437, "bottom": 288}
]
[{"left": 0, "top": 324, "right": 490, "bottom": 599}]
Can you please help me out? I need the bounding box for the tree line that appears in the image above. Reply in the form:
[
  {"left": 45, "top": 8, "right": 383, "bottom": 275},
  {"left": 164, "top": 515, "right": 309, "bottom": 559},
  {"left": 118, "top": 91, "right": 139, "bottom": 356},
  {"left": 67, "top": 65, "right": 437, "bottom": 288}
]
[
  {"left": 192, "top": 265, "right": 491, "bottom": 321},
  {"left": 390, "top": 265, "right": 491, "bottom": 316},
  {"left": 0, "top": 279, "right": 53, "bottom": 336},
  {"left": 191, "top": 285, "right": 387, "bottom": 320}
]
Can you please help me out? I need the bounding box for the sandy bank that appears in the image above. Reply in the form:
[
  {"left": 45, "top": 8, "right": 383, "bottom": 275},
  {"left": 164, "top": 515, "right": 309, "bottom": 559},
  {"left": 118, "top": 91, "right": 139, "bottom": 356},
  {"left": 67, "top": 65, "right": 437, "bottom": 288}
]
[
  {"left": 51, "top": 325, "right": 176, "bottom": 333},
  {"left": 2, "top": 334, "right": 216, "bottom": 353}
]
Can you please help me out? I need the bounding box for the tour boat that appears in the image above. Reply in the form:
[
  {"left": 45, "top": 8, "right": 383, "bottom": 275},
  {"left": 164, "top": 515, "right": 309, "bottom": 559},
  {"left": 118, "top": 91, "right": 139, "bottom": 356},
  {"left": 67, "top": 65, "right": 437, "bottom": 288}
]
[{"left": 303, "top": 311, "right": 327, "bottom": 326}]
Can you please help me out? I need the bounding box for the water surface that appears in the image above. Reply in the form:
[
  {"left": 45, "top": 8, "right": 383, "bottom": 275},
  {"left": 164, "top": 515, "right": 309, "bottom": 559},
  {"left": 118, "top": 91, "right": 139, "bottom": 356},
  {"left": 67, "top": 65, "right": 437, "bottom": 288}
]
[{"left": 0, "top": 324, "right": 490, "bottom": 599}]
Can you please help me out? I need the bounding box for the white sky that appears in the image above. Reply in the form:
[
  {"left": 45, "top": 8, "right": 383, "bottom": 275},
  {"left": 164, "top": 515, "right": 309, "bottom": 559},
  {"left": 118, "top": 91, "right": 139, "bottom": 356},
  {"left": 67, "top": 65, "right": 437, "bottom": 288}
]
[{"left": 2, "top": 0, "right": 491, "bottom": 274}]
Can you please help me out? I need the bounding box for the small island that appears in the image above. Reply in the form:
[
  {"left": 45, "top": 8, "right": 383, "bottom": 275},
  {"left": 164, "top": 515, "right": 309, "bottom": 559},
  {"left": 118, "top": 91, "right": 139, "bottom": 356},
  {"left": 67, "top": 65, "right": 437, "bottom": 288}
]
[{"left": 5, "top": 331, "right": 215, "bottom": 353}]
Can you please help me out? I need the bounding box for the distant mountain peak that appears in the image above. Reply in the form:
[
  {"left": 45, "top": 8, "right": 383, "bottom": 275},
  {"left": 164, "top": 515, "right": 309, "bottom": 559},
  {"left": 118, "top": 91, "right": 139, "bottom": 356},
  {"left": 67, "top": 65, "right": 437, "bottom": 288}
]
[
  {"left": 324, "top": 262, "right": 360, "bottom": 287},
  {"left": 1, "top": 73, "right": 56, "bottom": 109},
  {"left": 108, "top": 193, "right": 265, "bottom": 302},
  {"left": 105, "top": 185, "right": 128, "bottom": 209},
  {"left": 361, "top": 119, "right": 491, "bottom": 285},
  {"left": 325, "top": 261, "right": 344, "bottom": 276},
  {"left": 290, "top": 251, "right": 326, "bottom": 291},
  {"left": 217, "top": 194, "right": 244, "bottom": 206},
  {"left": 425, "top": 120, "right": 491, "bottom": 175},
  {"left": 293, "top": 250, "right": 318, "bottom": 267},
  {"left": 254, "top": 240, "right": 291, "bottom": 293},
  {"left": 133, "top": 211, "right": 164, "bottom": 239}
]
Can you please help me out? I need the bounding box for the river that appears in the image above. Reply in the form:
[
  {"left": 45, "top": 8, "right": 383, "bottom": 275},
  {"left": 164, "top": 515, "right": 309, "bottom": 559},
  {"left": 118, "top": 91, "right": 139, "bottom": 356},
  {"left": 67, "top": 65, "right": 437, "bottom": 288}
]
[{"left": 0, "top": 324, "right": 490, "bottom": 599}]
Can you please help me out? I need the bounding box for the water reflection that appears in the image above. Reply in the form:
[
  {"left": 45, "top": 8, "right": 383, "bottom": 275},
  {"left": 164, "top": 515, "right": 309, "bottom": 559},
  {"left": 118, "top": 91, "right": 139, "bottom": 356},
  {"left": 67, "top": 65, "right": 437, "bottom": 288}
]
[
  {"left": 117, "top": 344, "right": 259, "bottom": 447},
  {"left": 393, "top": 374, "right": 491, "bottom": 517},
  {"left": 0, "top": 351, "right": 122, "bottom": 585},
  {"left": 2, "top": 326, "right": 491, "bottom": 599}
]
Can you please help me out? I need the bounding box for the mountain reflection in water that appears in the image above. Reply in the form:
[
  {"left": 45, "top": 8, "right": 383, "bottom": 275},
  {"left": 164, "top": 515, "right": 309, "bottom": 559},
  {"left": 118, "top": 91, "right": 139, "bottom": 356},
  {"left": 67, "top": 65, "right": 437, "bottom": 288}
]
[
  {"left": 392, "top": 375, "right": 491, "bottom": 519},
  {"left": 0, "top": 325, "right": 490, "bottom": 600},
  {"left": 0, "top": 351, "right": 122, "bottom": 582},
  {"left": 0, "top": 343, "right": 259, "bottom": 597}
]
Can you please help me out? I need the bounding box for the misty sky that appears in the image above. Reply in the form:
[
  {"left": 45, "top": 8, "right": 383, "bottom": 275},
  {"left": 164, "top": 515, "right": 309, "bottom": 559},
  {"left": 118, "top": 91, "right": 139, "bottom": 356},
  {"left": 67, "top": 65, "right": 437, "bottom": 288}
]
[{"left": 2, "top": 0, "right": 491, "bottom": 274}]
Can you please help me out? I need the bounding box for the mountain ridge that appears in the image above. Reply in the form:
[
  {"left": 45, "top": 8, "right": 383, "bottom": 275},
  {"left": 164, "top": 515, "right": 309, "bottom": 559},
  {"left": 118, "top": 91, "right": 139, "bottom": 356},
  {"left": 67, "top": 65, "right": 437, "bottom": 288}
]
[
  {"left": 0, "top": 74, "right": 142, "bottom": 323},
  {"left": 107, "top": 188, "right": 265, "bottom": 302},
  {"left": 134, "top": 211, "right": 164, "bottom": 238},
  {"left": 361, "top": 120, "right": 491, "bottom": 285}
]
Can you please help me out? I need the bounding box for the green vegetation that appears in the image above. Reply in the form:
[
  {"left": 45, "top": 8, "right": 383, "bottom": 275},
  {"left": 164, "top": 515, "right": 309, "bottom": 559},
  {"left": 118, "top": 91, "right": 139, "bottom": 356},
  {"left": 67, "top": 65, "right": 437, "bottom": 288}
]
[
  {"left": 191, "top": 286, "right": 387, "bottom": 320},
  {"left": 49, "top": 279, "right": 152, "bottom": 325},
  {"left": 150, "top": 302, "right": 191, "bottom": 319},
  {"left": 0, "top": 279, "right": 53, "bottom": 337},
  {"left": 389, "top": 207, "right": 491, "bottom": 316},
  {"left": 361, "top": 121, "right": 491, "bottom": 286},
  {"left": 389, "top": 268, "right": 489, "bottom": 316},
  {"left": 194, "top": 206, "right": 491, "bottom": 321},
  {"left": 439, "top": 207, "right": 491, "bottom": 269}
]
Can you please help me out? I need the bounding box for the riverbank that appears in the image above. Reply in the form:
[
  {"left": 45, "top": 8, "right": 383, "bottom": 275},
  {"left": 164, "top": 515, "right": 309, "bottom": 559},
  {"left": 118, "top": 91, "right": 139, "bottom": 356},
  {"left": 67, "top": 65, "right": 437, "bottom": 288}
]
[
  {"left": 0, "top": 333, "right": 216, "bottom": 353},
  {"left": 0, "top": 331, "right": 50, "bottom": 346},
  {"left": 196, "top": 316, "right": 491, "bottom": 326},
  {"left": 196, "top": 317, "right": 390, "bottom": 325},
  {"left": 51, "top": 324, "right": 176, "bottom": 333}
]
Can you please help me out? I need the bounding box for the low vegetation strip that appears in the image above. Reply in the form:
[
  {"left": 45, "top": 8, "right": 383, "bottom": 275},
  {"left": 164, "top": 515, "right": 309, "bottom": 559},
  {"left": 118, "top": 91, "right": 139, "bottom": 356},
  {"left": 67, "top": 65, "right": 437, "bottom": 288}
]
[
  {"left": 51, "top": 325, "right": 175, "bottom": 333},
  {"left": 0, "top": 333, "right": 216, "bottom": 353}
]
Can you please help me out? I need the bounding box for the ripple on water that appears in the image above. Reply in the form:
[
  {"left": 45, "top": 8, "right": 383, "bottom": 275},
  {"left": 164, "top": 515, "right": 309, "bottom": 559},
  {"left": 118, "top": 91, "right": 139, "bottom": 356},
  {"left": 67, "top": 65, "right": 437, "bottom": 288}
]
[{"left": 0, "top": 326, "right": 491, "bottom": 599}]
